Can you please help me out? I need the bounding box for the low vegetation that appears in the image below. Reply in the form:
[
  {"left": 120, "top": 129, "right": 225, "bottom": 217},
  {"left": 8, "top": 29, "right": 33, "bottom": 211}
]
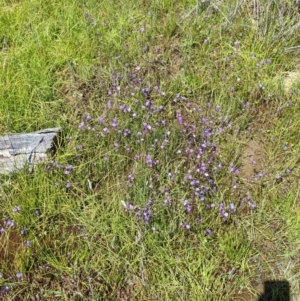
[{"left": 0, "top": 0, "right": 300, "bottom": 300}]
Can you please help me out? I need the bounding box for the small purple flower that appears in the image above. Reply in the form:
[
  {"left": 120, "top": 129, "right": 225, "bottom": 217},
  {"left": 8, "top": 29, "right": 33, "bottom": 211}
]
[
  {"left": 183, "top": 200, "right": 192, "bottom": 213},
  {"left": 66, "top": 182, "right": 71, "bottom": 188},
  {"left": 16, "top": 272, "right": 22, "bottom": 279},
  {"left": 179, "top": 221, "right": 190, "bottom": 229},
  {"left": 13, "top": 206, "right": 21, "bottom": 212},
  {"left": 20, "top": 227, "right": 27, "bottom": 235},
  {"left": 35, "top": 209, "right": 41, "bottom": 216},
  {"left": 103, "top": 127, "right": 110, "bottom": 134},
  {"left": 123, "top": 129, "right": 131, "bottom": 137},
  {"left": 78, "top": 122, "right": 85, "bottom": 130},
  {"left": 143, "top": 123, "right": 152, "bottom": 133},
  {"left": 4, "top": 220, "right": 15, "bottom": 227},
  {"left": 64, "top": 165, "right": 74, "bottom": 175},
  {"left": 163, "top": 198, "right": 172, "bottom": 205},
  {"left": 111, "top": 118, "right": 118, "bottom": 128},
  {"left": 145, "top": 154, "right": 158, "bottom": 168},
  {"left": 196, "top": 217, "right": 202, "bottom": 224},
  {"left": 25, "top": 240, "right": 31, "bottom": 247},
  {"left": 204, "top": 229, "right": 212, "bottom": 236},
  {"left": 128, "top": 174, "right": 134, "bottom": 181}
]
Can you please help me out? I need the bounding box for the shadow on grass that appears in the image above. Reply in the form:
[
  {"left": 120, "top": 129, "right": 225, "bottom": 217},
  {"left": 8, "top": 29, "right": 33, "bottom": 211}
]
[{"left": 257, "top": 280, "right": 290, "bottom": 301}]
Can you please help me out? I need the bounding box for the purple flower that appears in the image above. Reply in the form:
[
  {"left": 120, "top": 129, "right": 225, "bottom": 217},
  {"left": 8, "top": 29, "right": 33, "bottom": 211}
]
[
  {"left": 66, "top": 182, "right": 71, "bottom": 188},
  {"left": 16, "top": 272, "right": 22, "bottom": 279},
  {"left": 13, "top": 206, "right": 21, "bottom": 212},
  {"left": 143, "top": 123, "right": 152, "bottom": 133},
  {"left": 103, "top": 127, "right": 110, "bottom": 134},
  {"left": 229, "top": 203, "right": 235, "bottom": 213},
  {"left": 111, "top": 118, "right": 118, "bottom": 128},
  {"left": 78, "top": 122, "right": 85, "bottom": 130},
  {"left": 183, "top": 200, "right": 192, "bottom": 213},
  {"left": 176, "top": 111, "right": 183, "bottom": 125},
  {"left": 64, "top": 165, "right": 74, "bottom": 175},
  {"left": 123, "top": 129, "right": 131, "bottom": 137},
  {"left": 147, "top": 156, "right": 158, "bottom": 168},
  {"left": 25, "top": 240, "right": 31, "bottom": 247},
  {"left": 204, "top": 229, "right": 212, "bottom": 236},
  {"left": 4, "top": 220, "right": 15, "bottom": 227},
  {"left": 163, "top": 198, "right": 172, "bottom": 205},
  {"left": 142, "top": 207, "right": 152, "bottom": 225},
  {"left": 128, "top": 174, "right": 134, "bottom": 181}
]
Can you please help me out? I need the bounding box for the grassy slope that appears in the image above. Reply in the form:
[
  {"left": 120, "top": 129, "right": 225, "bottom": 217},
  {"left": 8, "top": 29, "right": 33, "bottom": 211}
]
[{"left": 0, "top": 0, "right": 300, "bottom": 300}]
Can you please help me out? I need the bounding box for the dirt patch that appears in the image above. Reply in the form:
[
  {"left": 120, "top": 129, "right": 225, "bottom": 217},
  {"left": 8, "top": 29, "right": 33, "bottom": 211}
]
[
  {"left": 231, "top": 282, "right": 264, "bottom": 301},
  {"left": 60, "top": 67, "right": 94, "bottom": 110},
  {"left": 168, "top": 39, "right": 182, "bottom": 78},
  {"left": 0, "top": 224, "right": 23, "bottom": 271},
  {"left": 283, "top": 69, "right": 300, "bottom": 93},
  {"left": 239, "top": 139, "right": 265, "bottom": 181}
]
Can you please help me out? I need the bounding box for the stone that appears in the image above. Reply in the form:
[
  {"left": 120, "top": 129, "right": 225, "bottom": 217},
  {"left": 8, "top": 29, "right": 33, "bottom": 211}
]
[{"left": 0, "top": 128, "right": 61, "bottom": 174}]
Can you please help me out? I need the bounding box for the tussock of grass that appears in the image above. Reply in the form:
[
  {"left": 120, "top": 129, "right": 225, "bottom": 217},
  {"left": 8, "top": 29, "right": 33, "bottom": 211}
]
[{"left": 0, "top": 0, "right": 300, "bottom": 300}]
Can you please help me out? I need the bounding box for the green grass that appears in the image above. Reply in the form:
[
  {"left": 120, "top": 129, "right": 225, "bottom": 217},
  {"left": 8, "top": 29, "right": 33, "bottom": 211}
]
[{"left": 0, "top": 0, "right": 300, "bottom": 300}]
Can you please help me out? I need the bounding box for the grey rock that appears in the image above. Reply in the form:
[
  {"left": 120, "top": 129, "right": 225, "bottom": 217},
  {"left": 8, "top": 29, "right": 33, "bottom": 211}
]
[{"left": 0, "top": 128, "right": 61, "bottom": 174}]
